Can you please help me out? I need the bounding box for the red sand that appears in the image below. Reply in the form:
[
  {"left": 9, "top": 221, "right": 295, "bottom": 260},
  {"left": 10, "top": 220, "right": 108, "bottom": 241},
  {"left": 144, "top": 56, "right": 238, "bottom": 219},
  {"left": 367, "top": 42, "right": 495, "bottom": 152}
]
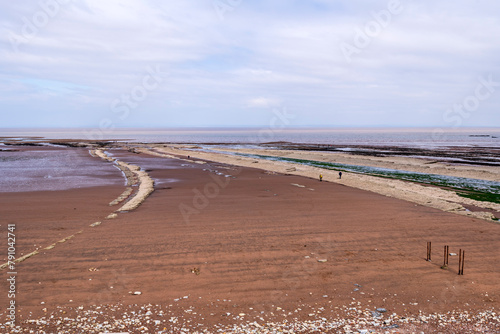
[{"left": 1, "top": 148, "right": 499, "bottom": 332}]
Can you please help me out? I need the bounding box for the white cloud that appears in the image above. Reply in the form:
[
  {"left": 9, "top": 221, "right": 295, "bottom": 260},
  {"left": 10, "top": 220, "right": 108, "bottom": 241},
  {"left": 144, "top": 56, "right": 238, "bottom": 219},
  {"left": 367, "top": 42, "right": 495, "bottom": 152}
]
[
  {"left": 246, "top": 97, "right": 282, "bottom": 108},
  {"left": 0, "top": 0, "right": 499, "bottom": 127}
]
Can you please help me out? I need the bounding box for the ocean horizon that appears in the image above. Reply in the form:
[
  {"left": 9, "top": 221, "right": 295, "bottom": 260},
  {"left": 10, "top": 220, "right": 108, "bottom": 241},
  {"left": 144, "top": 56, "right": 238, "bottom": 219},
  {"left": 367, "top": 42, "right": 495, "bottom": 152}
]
[{"left": 1, "top": 127, "right": 500, "bottom": 148}]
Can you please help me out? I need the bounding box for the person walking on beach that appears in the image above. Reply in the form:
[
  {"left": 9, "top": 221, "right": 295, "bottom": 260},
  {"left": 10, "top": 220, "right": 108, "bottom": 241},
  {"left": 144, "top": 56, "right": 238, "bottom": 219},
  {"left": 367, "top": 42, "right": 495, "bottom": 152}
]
[
  {"left": 319, "top": 174, "right": 323, "bottom": 182},
  {"left": 339, "top": 171, "right": 342, "bottom": 179}
]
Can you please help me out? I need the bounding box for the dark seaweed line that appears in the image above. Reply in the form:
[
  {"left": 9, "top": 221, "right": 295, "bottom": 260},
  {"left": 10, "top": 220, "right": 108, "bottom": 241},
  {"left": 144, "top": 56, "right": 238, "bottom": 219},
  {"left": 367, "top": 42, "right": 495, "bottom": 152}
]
[{"left": 238, "top": 153, "right": 500, "bottom": 204}]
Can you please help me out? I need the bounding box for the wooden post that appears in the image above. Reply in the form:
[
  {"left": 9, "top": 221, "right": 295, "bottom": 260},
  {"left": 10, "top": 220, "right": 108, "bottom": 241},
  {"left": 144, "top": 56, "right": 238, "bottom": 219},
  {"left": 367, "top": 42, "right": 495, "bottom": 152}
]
[
  {"left": 460, "top": 250, "right": 465, "bottom": 275},
  {"left": 443, "top": 246, "right": 446, "bottom": 268},
  {"left": 442, "top": 245, "right": 449, "bottom": 268},
  {"left": 458, "top": 249, "right": 465, "bottom": 275},
  {"left": 426, "top": 242, "right": 429, "bottom": 261},
  {"left": 427, "top": 242, "right": 432, "bottom": 261}
]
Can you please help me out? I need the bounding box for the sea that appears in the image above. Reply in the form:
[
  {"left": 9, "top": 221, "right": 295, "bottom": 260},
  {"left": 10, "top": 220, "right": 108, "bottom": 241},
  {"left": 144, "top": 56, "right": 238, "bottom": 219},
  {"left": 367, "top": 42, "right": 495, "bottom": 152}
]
[{"left": 1, "top": 127, "right": 500, "bottom": 148}]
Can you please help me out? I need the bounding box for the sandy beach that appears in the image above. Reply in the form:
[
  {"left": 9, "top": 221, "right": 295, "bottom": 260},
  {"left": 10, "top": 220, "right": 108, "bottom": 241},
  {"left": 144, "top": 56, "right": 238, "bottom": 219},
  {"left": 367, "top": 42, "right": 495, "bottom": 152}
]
[
  {"left": 142, "top": 144, "right": 500, "bottom": 221},
  {"left": 1, "top": 142, "right": 499, "bottom": 333},
  {"left": 4, "top": 0, "right": 500, "bottom": 331}
]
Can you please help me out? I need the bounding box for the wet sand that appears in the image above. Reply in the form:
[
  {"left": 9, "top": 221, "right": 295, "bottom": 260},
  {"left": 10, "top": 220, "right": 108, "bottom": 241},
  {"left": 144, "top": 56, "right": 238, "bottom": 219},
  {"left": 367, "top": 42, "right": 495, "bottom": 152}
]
[
  {"left": 0, "top": 145, "right": 499, "bottom": 333},
  {"left": 147, "top": 145, "right": 500, "bottom": 222}
]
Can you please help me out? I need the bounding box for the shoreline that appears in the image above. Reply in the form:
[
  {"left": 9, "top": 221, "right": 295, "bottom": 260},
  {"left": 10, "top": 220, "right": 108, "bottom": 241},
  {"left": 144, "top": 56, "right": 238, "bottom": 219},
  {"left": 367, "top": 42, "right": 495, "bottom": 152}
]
[{"left": 0, "top": 147, "right": 155, "bottom": 278}]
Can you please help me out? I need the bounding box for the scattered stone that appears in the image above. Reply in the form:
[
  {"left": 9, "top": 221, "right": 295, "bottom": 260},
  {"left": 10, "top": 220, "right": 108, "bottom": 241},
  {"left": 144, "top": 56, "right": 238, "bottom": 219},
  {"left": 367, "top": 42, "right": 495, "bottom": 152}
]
[
  {"left": 12, "top": 302, "right": 500, "bottom": 333},
  {"left": 376, "top": 308, "right": 387, "bottom": 313},
  {"left": 317, "top": 259, "right": 328, "bottom": 263}
]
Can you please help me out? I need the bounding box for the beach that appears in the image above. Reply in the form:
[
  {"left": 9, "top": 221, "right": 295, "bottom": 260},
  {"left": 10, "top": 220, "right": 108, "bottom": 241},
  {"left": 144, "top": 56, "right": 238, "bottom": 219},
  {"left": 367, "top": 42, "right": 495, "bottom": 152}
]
[
  {"left": 4, "top": 0, "right": 500, "bottom": 331},
  {"left": 1, "top": 141, "right": 499, "bottom": 333}
]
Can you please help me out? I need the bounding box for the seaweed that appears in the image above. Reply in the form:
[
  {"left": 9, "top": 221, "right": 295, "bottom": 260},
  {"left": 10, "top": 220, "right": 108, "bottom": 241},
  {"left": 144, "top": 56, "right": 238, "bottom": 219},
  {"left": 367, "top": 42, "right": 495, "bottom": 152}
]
[
  {"left": 456, "top": 191, "right": 500, "bottom": 204},
  {"left": 237, "top": 153, "right": 500, "bottom": 204}
]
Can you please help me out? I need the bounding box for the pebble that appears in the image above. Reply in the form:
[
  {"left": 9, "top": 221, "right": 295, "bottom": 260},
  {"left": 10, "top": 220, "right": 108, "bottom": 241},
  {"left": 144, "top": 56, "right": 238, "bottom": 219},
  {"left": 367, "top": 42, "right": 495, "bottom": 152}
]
[{"left": 9, "top": 301, "right": 500, "bottom": 333}]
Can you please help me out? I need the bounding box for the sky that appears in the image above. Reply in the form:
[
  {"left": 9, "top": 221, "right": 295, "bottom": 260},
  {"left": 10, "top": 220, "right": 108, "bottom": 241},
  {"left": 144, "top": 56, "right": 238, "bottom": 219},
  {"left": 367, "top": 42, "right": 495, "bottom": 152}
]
[{"left": 1, "top": 0, "right": 500, "bottom": 129}]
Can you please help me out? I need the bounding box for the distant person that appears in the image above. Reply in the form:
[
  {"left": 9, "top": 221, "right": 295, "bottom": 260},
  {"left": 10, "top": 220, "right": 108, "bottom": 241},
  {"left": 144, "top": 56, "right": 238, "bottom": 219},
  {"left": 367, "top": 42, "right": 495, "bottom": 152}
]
[
  {"left": 339, "top": 171, "right": 342, "bottom": 179},
  {"left": 319, "top": 174, "right": 323, "bottom": 182}
]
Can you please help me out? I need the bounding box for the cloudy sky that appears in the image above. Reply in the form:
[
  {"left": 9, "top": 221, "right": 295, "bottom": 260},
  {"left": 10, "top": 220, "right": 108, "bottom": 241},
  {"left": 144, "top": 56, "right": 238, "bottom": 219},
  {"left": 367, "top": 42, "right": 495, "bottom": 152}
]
[{"left": 1, "top": 0, "right": 499, "bottom": 128}]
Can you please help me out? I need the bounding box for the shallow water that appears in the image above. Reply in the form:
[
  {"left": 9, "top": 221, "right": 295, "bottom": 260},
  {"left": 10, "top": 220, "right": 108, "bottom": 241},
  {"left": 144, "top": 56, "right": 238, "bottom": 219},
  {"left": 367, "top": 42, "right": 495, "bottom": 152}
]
[
  {"left": 0, "top": 148, "right": 122, "bottom": 192},
  {"left": 106, "top": 149, "right": 186, "bottom": 187}
]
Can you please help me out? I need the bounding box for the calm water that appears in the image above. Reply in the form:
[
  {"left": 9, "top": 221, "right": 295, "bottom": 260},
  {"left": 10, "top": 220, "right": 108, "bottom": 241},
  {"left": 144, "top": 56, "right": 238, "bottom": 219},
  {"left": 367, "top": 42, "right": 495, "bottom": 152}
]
[
  {"left": 0, "top": 148, "right": 122, "bottom": 193},
  {"left": 1, "top": 127, "right": 500, "bottom": 148}
]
